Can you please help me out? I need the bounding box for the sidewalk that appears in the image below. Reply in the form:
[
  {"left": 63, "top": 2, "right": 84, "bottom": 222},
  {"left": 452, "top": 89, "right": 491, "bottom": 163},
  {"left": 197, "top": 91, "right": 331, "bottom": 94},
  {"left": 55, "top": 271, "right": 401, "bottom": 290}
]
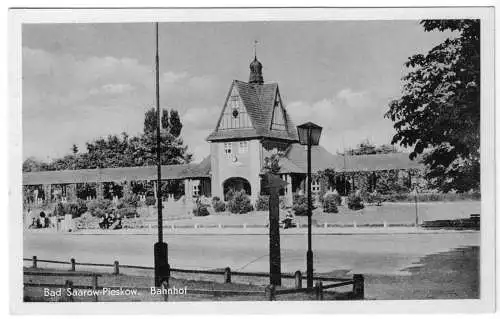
[{"left": 27, "top": 225, "right": 478, "bottom": 236}]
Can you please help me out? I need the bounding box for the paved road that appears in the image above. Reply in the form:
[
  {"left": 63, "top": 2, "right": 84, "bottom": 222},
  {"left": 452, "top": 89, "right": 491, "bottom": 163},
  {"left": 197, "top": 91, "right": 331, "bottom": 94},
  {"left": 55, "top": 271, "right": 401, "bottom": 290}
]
[{"left": 24, "top": 231, "right": 479, "bottom": 276}]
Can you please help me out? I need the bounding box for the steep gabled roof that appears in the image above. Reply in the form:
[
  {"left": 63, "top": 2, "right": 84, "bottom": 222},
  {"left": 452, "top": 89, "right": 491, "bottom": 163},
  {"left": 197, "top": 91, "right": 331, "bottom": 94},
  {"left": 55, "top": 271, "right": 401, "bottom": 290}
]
[{"left": 206, "top": 80, "right": 299, "bottom": 142}]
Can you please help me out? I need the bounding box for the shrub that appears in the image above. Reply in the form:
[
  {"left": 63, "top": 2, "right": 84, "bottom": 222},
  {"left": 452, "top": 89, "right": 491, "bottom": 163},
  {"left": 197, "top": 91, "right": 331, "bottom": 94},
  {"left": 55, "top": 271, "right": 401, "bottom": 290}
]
[
  {"left": 227, "top": 190, "right": 253, "bottom": 214},
  {"left": 225, "top": 190, "right": 235, "bottom": 202},
  {"left": 347, "top": 193, "right": 364, "bottom": 210},
  {"left": 51, "top": 201, "right": 87, "bottom": 218},
  {"left": 68, "top": 200, "right": 88, "bottom": 218},
  {"left": 212, "top": 198, "right": 226, "bottom": 212},
  {"left": 119, "top": 194, "right": 139, "bottom": 208},
  {"left": 117, "top": 207, "right": 139, "bottom": 219},
  {"left": 365, "top": 192, "right": 383, "bottom": 206},
  {"left": 74, "top": 212, "right": 100, "bottom": 230},
  {"left": 322, "top": 191, "right": 341, "bottom": 206},
  {"left": 212, "top": 196, "right": 221, "bottom": 202},
  {"left": 52, "top": 202, "right": 65, "bottom": 217},
  {"left": 145, "top": 196, "right": 156, "bottom": 206},
  {"left": 192, "top": 201, "right": 210, "bottom": 216},
  {"left": 322, "top": 194, "right": 339, "bottom": 214},
  {"left": 86, "top": 198, "right": 113, "bottom": 217},
  {"left": 255, "top": 195, "right": 270, "bottom": 211},
  {"left": 292, "top": 195, "right": 308, "bottom": 216},
  {"left": 376, "top": 177, "right": 410, "bottom": 195},
  {"left": 379, "top": 191, "right": 481, "bottom": 203}
]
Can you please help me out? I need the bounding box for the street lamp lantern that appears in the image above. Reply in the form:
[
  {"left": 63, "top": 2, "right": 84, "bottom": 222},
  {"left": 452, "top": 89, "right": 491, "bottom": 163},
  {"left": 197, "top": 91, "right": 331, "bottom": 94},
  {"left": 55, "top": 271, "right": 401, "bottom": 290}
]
[
  {"left": 296, "top": 121, "right": 322, "bottom": 288},
  {"left": 297, "top": 122, "right": 323, "bottom": 146}
]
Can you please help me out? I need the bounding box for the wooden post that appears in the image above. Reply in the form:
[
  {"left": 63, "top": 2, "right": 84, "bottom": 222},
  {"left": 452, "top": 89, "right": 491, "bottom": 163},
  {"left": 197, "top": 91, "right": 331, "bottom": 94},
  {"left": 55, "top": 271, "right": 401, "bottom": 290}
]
[
  {"left": 114, "top": 261, "right": 120, "bottom": 275},
  {"left": 92, "top": 275, "right": 99, "bottom": 302},
  {"left": 315, "top": 281, "right": 323, "bottom": 300},
  {"left": 265, "top": 284, "right": 276, "bottom": 301},
  {"left": 224, "top": 267, "right": 231, "bottom": 283},
  {"left": 162, "top": 280, "right": 169, "bottom": 302},
  {"left": 352, "top": 274, "right": 364, "bottom": 300},
  {"left": 70, "top": 258, "right": 76, "bottom": 271},
  {"left": 294, "top": 271, "right": 302, "bottom": 289},
  {"left": 32, "top": 255, "right": 37, "bottom": 269},
  {"left": 265, "top": 173, "right": 285, "bottom": 287},
  {"left": 65, "top": 280, "right": 74, "bottom": 302}
]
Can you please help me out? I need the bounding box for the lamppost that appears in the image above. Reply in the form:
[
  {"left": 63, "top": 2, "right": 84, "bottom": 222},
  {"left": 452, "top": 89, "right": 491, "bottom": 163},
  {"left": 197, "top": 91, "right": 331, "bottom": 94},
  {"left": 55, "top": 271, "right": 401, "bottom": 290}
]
[
  {"left": 413, "top": 186, "right": 419, "bottom": 227},
  {"left": 296, "top": 122, "right": 323, "bottom": 288},
  {"left": 153, "top": 22, "right": 169, "bottom": 287}
]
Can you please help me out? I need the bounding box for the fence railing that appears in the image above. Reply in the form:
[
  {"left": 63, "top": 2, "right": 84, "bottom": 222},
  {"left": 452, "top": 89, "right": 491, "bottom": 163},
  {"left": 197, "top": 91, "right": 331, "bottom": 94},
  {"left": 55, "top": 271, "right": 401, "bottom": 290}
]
[{"left": 23, "top": 256, "right": 363, "bottom": 301}]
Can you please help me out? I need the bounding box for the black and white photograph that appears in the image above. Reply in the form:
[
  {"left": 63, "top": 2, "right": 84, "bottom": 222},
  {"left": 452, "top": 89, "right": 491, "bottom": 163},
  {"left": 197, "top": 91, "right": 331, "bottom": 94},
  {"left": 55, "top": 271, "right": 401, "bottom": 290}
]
[{"left": 8, "top": 5, "right": 496, "bottom": 314}]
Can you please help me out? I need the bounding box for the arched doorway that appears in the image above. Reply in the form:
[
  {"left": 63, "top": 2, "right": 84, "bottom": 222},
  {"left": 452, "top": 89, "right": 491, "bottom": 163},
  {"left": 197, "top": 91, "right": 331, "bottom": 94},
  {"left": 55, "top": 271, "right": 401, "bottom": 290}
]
[{"left": 223, "top": 177, "right": 251, "bottom": 201}]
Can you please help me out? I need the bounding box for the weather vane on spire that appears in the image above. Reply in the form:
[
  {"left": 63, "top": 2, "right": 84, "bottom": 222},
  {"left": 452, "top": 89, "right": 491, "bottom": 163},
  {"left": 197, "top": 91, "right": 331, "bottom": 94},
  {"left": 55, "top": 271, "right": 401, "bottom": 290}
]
[{"left": 253, "top": 40, "right": 259, "bottom": 59}]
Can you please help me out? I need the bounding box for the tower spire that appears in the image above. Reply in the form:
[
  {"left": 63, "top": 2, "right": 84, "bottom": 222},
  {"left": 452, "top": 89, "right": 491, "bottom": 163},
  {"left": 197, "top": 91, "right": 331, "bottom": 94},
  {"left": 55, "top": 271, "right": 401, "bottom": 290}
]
[{"left": 249, "top": 40, "right": 264, "bottom": 85}]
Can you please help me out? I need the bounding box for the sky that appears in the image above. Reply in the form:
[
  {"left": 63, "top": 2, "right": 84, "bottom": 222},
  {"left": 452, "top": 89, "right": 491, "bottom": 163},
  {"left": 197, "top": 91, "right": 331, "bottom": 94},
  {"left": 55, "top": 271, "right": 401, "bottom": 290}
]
[{"left": 22, "top": 21, "right": 454, "bottom": 162}]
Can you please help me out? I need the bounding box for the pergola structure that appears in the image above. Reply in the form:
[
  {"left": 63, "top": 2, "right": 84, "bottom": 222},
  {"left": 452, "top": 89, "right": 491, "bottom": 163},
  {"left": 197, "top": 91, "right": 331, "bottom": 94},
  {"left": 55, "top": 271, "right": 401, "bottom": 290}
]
[{"left": 23, "top": 157, "right": 211, "bottom": 205}]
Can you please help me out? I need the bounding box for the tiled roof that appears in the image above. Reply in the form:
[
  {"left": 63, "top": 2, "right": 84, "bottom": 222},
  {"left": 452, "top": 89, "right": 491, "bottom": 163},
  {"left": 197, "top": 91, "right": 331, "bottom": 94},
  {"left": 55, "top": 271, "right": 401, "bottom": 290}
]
[
  {"left": 280, "top": 143, "right": 343, "bottom": 173},
  {"left": 23, "top": 158, "right": 211, "bottom": 186},
  {"left": 206, "top": 81, "right": 299, "bottom": 142},
  {"left": 281, "top": 143, "right": 424, "bottom": 174},
  {"left": 339, "top": 153, "right": 424, "bottom": 172},
  {"left": 23, "top": 146, "right": 424, "bottom": 185}
]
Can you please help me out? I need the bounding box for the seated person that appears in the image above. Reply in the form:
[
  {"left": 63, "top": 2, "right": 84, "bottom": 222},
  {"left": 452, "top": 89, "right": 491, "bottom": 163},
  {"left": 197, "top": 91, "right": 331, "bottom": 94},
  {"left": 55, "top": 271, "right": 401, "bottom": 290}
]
[
  {"left": 281, "top": 210, "right": 296, "bottom": 229},
  {"left": 99, "top": 213, "right": 110, "bottom": 229}
]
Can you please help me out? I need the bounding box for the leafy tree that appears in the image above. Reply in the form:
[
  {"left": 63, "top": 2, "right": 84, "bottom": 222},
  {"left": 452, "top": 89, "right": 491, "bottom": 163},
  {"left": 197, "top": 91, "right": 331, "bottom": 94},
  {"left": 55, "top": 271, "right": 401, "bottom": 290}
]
[
  {"left": 262, "top": 153, "right": 282, "bottom": 174},
  {"left": 22, "top": 157, "right": 51, "bottom": 172},
  {"left": 169, "top": 110, "right": 183, "bottom": 138},
  {"left": 385, "top": 20, "right": 480, "bottom": 192},
  {"left": 144, "top": 107, "right": 169, "bottom": 134}
]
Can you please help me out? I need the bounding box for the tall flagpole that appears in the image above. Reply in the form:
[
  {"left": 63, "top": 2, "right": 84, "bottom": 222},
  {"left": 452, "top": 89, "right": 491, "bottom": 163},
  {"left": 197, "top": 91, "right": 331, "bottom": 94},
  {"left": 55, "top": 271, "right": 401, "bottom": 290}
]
[
  {"left": 153, "top": 22, "right": 169, "bottom": 288},
  {"left": 155, "top": 22, "right": 163, "bottom": 243}
]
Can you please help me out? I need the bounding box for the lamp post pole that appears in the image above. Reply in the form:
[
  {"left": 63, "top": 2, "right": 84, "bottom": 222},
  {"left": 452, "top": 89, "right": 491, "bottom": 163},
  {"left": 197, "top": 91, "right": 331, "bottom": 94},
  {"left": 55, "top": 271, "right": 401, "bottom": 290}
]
[
  {"left": 414, "top": 187, "right": 419, "bottom": 227},
  {"left": 296, "top": 122, "right": 322, "bottom": 289},
  {"left": 153, "top": 22, "right": 169, "bottom": 288},
  {"left": 306, "top": 139, "right": 313, "bottom": 288}
]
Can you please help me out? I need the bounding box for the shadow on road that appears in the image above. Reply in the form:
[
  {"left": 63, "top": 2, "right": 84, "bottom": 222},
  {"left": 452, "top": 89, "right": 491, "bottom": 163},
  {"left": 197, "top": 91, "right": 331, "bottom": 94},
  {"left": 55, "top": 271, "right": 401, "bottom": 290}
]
[{"left": 364, "top": 246, "right": 479, "bottom": 299}]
